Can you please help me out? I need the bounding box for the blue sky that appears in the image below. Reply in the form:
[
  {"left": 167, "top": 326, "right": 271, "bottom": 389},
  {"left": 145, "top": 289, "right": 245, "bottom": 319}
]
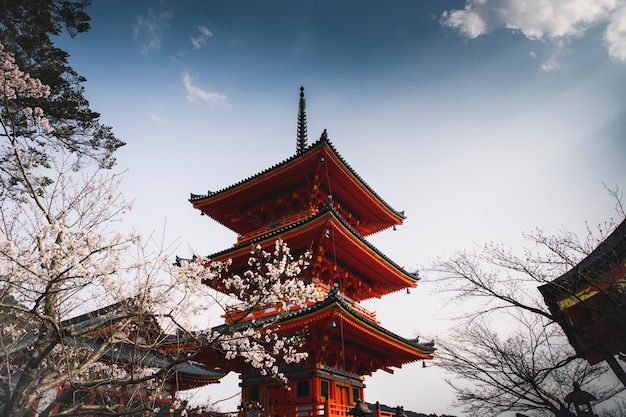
[{"left": 53, "top": 1, "right": 626, "bottom": 415}]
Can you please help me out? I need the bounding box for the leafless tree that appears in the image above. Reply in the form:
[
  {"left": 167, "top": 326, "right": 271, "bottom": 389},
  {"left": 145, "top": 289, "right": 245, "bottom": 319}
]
[{"left": 431, "top": 207, "right": 625, "bottom": 417}]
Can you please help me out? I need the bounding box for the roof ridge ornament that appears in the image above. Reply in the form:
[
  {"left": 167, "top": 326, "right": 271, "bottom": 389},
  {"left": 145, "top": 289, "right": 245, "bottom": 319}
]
[
  {"left": 320, "top": 128, "right": 328, "bottom": 141},
  {"left": 296, "top": 86, "right": 308, "bottom": 154}
]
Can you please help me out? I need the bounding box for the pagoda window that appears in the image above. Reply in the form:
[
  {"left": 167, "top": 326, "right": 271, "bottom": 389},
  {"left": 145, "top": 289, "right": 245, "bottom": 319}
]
[
  {"left": 248, "top": 386, "right": 260, "bottom": 403},
  {"left": 296, "top": 379, "right": 310, "bottom": 398},
  {"left": 352, "top": 387, "right": 360, "bottom": 404},
  {"left": 320, "top": 379, "right": 330, "bottom": 400}
]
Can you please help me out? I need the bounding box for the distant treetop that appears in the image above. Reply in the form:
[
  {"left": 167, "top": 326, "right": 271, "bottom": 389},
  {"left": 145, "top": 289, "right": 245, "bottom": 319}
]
[{"left": 0, "top": 0, "right": 125, "bottom": 172}]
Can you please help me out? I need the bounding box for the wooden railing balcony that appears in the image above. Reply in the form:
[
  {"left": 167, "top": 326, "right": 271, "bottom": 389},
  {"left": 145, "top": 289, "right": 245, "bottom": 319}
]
[
  {"left": 245, "top": 399, "right": 395, "bottom": 417},
  {"left": 223, "top": 286, "right": 378, "bottom": 325},
  {"left": 223, "top": 300, "right": 314, "bottom": 324},
  {"left": 348, "top": 300, "right": 379, "bottom": 324},
  {"left": 315, "top": 285, "right": 379, "bottom": 324}
]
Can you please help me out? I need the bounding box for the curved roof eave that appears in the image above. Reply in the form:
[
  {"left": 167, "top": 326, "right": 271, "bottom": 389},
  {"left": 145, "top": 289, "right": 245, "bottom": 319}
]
[
  {"left": 204, "top": 205, "right": 419, "bottom": 285},
  {"left": 539, "top": 217, "right": 626, "bottom": 301},
  {"left": 212, "top": 290, "right": 435, "bottom": 357},
  {"left": 189, "top": 137, "right": 406, "bottom": 221}
]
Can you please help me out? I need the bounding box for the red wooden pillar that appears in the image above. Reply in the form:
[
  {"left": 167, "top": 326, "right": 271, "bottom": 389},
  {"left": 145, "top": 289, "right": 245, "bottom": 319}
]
[{"left": 324, "top": 397, "right": 330, "bottom": 417}]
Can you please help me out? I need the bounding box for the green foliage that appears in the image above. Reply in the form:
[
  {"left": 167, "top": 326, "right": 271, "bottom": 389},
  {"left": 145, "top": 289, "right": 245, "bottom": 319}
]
[{"left": 0, "top": 0, "right": 124, "bottom": 173}]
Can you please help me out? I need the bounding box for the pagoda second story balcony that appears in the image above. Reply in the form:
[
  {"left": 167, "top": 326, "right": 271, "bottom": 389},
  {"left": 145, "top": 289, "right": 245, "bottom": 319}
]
[
  {"left": 237, "top": 208, "right": 319, "bottom": 245},
  {"left": 222, "top": 286, "right": 379, "bottom": 325}
]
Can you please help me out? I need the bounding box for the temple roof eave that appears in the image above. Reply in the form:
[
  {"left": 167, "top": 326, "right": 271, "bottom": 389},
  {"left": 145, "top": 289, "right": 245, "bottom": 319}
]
[
  {"left": 539, "top": 217, "right": 626, "bottom": 306},
  {"left": 189, "top": 137, "right": 406, "bottom": 233},
  {"left": 61, "top": 336, "right": 225, "bottom": 390},
  {"left": 217, "top": 206, "right": 415, "bottom": 276},
  {"left": 212, "top": 290, "right": 435, "bottom": 360},
  {"left": 198, "top": 206, "right": 419, "bottom": 295}
]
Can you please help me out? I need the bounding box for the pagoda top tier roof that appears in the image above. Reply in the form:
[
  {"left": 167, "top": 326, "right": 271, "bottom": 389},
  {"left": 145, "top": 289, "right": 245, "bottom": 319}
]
[{"left": 189, "top": 136, "right": 406, "bottom": 237}]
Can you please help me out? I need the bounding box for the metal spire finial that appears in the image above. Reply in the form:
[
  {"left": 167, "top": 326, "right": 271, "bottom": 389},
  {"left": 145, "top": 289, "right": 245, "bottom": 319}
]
[{"left": 296, "top": 86, "right": 308, "bottom": 154}]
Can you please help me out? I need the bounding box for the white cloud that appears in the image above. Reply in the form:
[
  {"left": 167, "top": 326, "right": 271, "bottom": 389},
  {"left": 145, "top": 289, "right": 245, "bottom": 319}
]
[
  {"left": 441, "top": 7, "right": 489, "bottom": 38},
  {"left": 441, "top": 0, "right": 626, "bottom": 61},
  {"left": 134, "top": 8, "right": 173, "bottom": 53},
  {"left": 146, "top": 111, "right": 167, "bottom": 123},
  {"left": 182, "top": 72, "right": 229, "bottom": 108},
  {"left": 536, "top": 39, "right": 566, "bottom": 71},
  {"left": 605, "top": 2, "right": 626, "bottom": 61},
  {"left": 191, "top": 25, "right": 213, "bottom": 49},
  {"left": 540, "top": 52, "right": 561, "bottom": 71}
]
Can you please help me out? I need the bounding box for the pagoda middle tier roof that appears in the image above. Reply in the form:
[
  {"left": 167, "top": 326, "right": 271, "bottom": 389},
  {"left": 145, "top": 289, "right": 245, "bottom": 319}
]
[
  {"left": 204, "top": 206, "right": 418, "bottom": 300},
  {"left": 189, "top": 137, "right": 406, "bottom": 237}
]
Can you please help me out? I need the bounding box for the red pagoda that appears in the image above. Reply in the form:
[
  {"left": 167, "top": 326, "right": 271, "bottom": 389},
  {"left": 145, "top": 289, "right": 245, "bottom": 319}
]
[{"left": 190, "top": 88, "right": 434, "bottom": 417}]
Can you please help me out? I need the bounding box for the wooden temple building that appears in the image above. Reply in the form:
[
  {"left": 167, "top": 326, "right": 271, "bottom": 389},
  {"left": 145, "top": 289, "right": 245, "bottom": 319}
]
[
  {"left": 9, "top": 299, "right": 225, "bottom": 417},
  {"left": 539, "top": 217, "right": 626, "bottom": 385},
  {"left": 189, "top": 88, "right": 434, "bottom": 417}
]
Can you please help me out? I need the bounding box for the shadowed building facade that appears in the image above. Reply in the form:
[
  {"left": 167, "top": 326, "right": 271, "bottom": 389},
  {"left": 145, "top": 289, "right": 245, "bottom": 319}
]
[{"left": 539, "top": 217, "right": 626, "bottom": 387}]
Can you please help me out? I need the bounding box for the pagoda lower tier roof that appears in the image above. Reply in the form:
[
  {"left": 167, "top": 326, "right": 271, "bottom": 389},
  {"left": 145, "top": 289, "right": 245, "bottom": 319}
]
[
  {"left": 189, "top": 137, "right": 405, "bottom": 237},
  {"left": 202, "top": 206, "right": 418, "bottom": 301},
  {"left": 197, "top": 290, "right": 434, "bottom": 376}
]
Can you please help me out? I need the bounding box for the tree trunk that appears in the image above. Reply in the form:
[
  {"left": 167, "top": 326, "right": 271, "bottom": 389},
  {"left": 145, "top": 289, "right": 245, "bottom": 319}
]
[
  {"left": 4, "top": 331, "right": 57, "bottom": 417},
  {"left": 604, "top": 353, "right": 626, "bottom": 389}
]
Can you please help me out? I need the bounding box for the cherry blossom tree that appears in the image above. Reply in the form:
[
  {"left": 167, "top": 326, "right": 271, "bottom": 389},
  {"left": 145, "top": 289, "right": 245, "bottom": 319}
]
[{"left": 0, "top": 43, "right": 321, "bottom": 417}]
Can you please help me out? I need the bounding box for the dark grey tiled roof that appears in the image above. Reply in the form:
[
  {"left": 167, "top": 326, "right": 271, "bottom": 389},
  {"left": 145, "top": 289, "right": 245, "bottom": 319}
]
[
  {"left": 4, "top": 300, "right": 223, "bottom": 383},
  {"left": 66, "top": 337, "right": 223, "bottom": 379},
  {"left": 60, "top": 297, "right": 158, "bottom": 337},
  {"left": 539, "top": 217, "right": 626, "bottom": 298}
]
